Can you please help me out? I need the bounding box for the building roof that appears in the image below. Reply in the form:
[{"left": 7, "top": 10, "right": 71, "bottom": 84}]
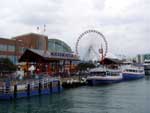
[
  {"left": 12, "top": 32, "right": 47, "bottom": 39},
  {"left": 101, "top": 57, "right": 123, "bottom": 65},
  {"left": 19, "top": 48, "right": 79, "bottom": 62},
  {"left": 48, "top": 39, "right": 72, "bottom": 53}
]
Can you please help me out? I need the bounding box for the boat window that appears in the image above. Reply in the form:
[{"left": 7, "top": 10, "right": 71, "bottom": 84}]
[
  {"left": 133, "top": 70, "right": 137, "bottom": 72},
  {"left": 98, "top": 72, "right": 106, "bottom": 76},
  {"left": 126, "top": 69, "right": 132, "bottom": 72},
  {"left": 106, "top": 71, "right": 110, "bottom": 76},
  {"left": 91, "top": 72, "right": 106, "bottom": 76},
  {"left": 133, "top": 70, "right": 136, "bottom": 72},
  {"left": 125, "top": 69, "right": 128, "bottom": 72},
  {"left": 139, "top": 70, "right": 143, "bottom": 73},
  {"left": 126, "top": 69, "right": 143, "bottom": 73},
  {"left": 111, "top": 72, "right": 119, "bottom": 76}
]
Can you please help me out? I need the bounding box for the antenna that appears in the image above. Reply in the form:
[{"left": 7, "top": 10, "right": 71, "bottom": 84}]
[
  {"left": 37, "top": 26, "right": 40, "bottom": 33},
  {"left": 44, "top": 24, "right": 46, "bottom": 33},
  {"left": 36, "top": 25, "right": 46, "bottom": 34}
]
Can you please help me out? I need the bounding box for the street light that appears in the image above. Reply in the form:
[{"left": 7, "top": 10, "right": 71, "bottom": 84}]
[{"left": 12, "top": 39, "right": 23, "bottom": 64}]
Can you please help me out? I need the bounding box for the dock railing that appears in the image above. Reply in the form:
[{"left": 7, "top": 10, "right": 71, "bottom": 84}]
[
  {"left": 0, "top": 81, "right": 12, "bottom": 94},
  {"left": 0, "top": 76, "right": 61, "bottom": 95}
]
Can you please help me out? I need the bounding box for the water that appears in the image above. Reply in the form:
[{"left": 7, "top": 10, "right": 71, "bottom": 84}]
[{"left": 1, "top": 77, "right": 150, "bottom": 113}]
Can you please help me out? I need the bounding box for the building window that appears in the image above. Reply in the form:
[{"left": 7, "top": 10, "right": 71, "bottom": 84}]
[
  {"left": 7, "top": 45, "right": 15, "bottom": 51},
  {"left": 0, "top": 44, "right": 15, "bottom": 52},
  {"left": 7, "top": 55, "right": 16, "bottom": 64},
  {"left": 0, "top": 55, "right": 7, "bottom": 58},
  {"left": 0, "top": 44, "right": 7, "bottom": 51},
  {"left": 19, "top": 47, "right": 25, "bottom": 53}
]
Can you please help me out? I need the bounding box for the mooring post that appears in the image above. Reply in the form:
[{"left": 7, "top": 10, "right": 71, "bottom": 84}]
[
  {"left": 27, "top": 84, "right": 30, "bottom": 97},
  {"left": 58, "top": 81, "right": 61, "bottom": 92},
  {"left": 38, "top": 82, "right": 42, "bottom": 95},
  {"left": 14, "top": 84, "right": 17, "bottom": 99},
  {"left": 49, "top": 81, "right": 52, "bottom": 93}
]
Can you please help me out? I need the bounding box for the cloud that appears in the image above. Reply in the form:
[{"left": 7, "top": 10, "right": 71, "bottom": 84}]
[{"left": 0, "top": 0, "right": 149, "bottom": 58}]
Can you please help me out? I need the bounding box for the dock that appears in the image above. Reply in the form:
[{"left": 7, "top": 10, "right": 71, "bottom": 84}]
[
  {"left": 0, "top": 76, "right": 62, "bottom": 100},
  {"left": 61, "top": 76, "right": 86, "bottom": 88}
]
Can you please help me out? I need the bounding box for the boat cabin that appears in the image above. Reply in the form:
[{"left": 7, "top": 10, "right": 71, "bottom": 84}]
[
  {"left": 124, "top": 69, "right": 144, "bottom": 73},
  {"left": 90, "top": 67, "right": 120, "bottom": 77}
]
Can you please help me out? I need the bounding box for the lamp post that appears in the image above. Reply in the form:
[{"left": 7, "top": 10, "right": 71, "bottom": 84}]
[
  {"left": 12, "top": 38, "right": 17, "bottom": 64},
  {"left": 13, "top": 39, "right": 23, "bottom": 64}
]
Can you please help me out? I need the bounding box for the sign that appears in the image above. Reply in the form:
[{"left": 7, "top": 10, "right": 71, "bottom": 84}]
[{"left": 51, "top": 52, "right": 74, "bottom": 58}]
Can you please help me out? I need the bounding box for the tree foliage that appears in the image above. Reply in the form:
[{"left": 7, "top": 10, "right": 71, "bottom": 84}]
[{"left": 0, "top": 58, "right": 17, "bottom": 72}]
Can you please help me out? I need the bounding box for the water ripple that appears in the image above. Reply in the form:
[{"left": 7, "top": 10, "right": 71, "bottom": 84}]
[{"left": 0, "top": 78, "right": 150, "bottom": 113}]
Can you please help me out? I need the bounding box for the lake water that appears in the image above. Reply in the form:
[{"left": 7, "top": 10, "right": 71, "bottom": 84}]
[{"left": 0, "top": 77, "right": 150, "bottom": 113}]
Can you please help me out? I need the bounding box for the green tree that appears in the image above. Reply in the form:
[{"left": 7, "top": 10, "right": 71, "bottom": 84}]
[{"left": 0, "top": 58, "right": 17, "bottom": 72}]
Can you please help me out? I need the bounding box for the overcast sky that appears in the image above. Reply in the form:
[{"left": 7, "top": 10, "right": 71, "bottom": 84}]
[{"left": 0, "top": 0, "right": 149, "bottom": 57}]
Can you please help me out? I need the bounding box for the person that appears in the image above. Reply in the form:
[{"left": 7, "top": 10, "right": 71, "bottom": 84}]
[
  {"left": 16, "top": 67, "right": 24, "bottom": 80},
  {"left": 34, "top": 67, "right": 40, "bottom": 79},
  {"left": 36, "top": 68, "right": 40, "bottom": 74}
]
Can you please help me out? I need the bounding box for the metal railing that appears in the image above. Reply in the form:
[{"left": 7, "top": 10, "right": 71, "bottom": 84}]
[{"left": 0, "top": 76, "right": 60, "bottom": 94}]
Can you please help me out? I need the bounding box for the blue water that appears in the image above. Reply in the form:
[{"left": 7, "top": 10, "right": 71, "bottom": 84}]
[{"left": 0, "top": 77, "right": 150, "bottom": 113}]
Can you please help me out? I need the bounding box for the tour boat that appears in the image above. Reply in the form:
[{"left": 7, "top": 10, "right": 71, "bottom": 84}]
[
  {"left": 122, "top": 65, "right": 145, "bottom": 80},
  {"left": 86, "top": 67, "right": 123, "bottom": 85},
  {"left": 144, "top": 59, "right": 150, "bottom": 75}
]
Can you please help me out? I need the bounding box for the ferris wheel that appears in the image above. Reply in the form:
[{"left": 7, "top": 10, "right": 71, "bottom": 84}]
[{"left": 75, "top": 29, "right": 108, "bottom": 61}]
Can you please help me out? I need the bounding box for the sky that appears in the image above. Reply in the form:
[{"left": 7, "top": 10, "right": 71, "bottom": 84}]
[{"left": 0, "top": 0, "right": 149, "bottom": 58}]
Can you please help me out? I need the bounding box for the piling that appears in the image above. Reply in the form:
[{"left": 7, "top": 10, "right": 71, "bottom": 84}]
[
  {"left": 14, "top": 84, "right": 17, "bottom": 98},
  {"left": 27, "top": 84, "right": 30, "bottom": 97},
  {"left": 58, "top": 81, "right": 61, "bottom": 92},
  {"left": 49, "top": 82, "right": 52, "bottom": 93},
  {"left": 38, "top": 82, "right": 42, "bottom": 95}
]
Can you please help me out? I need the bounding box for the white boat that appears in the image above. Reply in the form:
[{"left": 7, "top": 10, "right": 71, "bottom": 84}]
[
  {"left": 87, "top": 67, "right": 122, "bottom": 85},
  {"left": 121, "top": 65, "right": 145, "bottom": 80},
  {"left": 144, "top": 60, "right": 150, "bottom": 75}
]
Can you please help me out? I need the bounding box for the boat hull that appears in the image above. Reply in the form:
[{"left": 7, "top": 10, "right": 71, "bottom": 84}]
[
  {"left": 87, "top": 76, "right": 122, "bottom": 85},
  {"left": 144, "top": 65, "right": 150, "bottom": 75},
  {"left": 122, "top": 73, "right": 144, "bottom": 81}
]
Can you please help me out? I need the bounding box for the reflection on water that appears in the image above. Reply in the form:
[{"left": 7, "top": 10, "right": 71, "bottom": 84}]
[
  {"left": 0, "top": 78, "right": 150, "bottom": 113},
  {"left": 145, "top": 75, "right": 150, "bottom": 80}
]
